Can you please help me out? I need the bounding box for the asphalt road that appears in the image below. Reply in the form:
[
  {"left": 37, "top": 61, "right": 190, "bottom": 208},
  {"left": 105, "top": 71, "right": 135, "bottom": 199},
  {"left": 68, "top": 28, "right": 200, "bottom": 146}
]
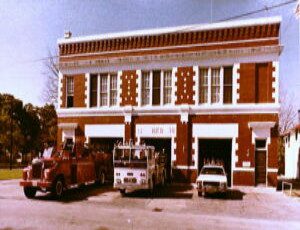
[{"left": 0, "top": 180, "right": 300, "bottom": 230}]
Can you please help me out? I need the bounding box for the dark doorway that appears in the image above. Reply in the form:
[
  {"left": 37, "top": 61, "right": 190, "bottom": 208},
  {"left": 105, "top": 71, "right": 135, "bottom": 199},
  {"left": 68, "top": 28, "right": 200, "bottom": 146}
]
[
  {"left": 255, "top": 150, "right": 266, "bottom": 185},
  {"left": 141, "top": 138, "right": 172, "bottom": 182},
  {"left": 89, "top": 138, "right": 123, "bottom": 154},
  {"left": 198, "top": 139, "right": 232, "bottom": 186}
]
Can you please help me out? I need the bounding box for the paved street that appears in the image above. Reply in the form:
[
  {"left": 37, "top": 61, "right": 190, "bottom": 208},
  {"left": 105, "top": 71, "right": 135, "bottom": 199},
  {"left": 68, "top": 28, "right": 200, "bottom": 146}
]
[{"left": 0, "top": 180, "right": 300, "bottom": 230}]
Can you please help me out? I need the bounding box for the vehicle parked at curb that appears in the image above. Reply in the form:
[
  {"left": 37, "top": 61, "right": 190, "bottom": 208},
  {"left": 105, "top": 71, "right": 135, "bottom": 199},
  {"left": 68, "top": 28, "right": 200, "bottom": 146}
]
[
  {"left": 20, "top": 142, "right": 112, "bottom": 199},
  {"left": 196, "top": 164, "right": 227, "bottom": 197},
  {"left": 113, "top": 143, "right": 166, "bottom": 195}
]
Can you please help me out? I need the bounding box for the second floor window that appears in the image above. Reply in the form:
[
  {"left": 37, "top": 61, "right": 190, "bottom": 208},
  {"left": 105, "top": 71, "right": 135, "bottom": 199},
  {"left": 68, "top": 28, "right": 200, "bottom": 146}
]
[
  {"left": 199, "top": 68, "right": 209, "bottom": 104},
  {"left": 223, "top": 66, "right": 233, "bottom": 104},
  {"left": 152, "top": 70, "right": 161, "bottom": 105},
  {"left": 66, "top": 76, "right": 74, "bottom": 108},
  {"left": 211, "top": 68, "right": 220, "bottom": 104},
  {"left": 100, "top": 74, "right": 108, "bottom": 106},
  {"left": 199, "top": 66, "right": 232, "bottom": 104},
  {"left": 163, "top": 70, "right": 172, "bottom": 104},
  {"left": 141, "top": 72, "right": 150, "bottom": 105},
  {"left": 110, "top": 74, "right": 117, "bottom": 106},
  {"left": 90, "top": 74, "right": 98, "bottom": 107}
]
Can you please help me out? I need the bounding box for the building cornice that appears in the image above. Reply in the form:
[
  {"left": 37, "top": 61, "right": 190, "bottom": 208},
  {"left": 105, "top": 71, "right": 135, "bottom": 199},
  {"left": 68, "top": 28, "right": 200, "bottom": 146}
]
[
  {"left": 57, "top": 104, "right": 280, "bottom": 118},
  {"left": 59, "top": 45, "right": 282, "bottom": 75}
]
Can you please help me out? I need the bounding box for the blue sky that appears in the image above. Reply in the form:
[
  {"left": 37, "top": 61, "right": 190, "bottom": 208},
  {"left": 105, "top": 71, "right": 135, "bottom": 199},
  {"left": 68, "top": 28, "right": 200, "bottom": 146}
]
[{"left": 0, "top": 0, "right": 299, "bottom": 108}]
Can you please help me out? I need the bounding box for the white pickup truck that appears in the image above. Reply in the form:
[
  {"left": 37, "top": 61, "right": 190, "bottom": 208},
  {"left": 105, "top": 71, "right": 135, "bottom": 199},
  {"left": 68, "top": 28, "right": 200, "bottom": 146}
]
[{"left": 196, "top": 165, "right": 227, "bottom": 197}]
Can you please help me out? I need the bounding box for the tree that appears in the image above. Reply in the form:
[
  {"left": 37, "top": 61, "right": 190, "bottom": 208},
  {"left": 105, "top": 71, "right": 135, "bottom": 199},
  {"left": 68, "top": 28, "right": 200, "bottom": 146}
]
[
  {"left": 38, "top": 104, "right": 57, "bottom": 146},
  {"left": 42, "top": 50, "right": 59, "bottom": 105}
]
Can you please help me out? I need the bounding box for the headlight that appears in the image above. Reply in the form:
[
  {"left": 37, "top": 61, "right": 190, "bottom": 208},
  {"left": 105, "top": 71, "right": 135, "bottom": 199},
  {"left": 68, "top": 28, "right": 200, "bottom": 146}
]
[
  {"left": 220, "top": 182, "right": 227, "bottom": 188},
  {"left": 116, "top": 179, "right": 122, "bottom": 184}
]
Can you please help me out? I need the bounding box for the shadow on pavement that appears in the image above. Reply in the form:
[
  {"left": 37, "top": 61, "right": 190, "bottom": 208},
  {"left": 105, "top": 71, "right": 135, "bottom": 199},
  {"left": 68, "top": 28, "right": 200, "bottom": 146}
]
[
  {"left": 122, "top": 184, "right": 193, "bottom": 199},
  {"left": 203, "top": 188, "right": 246, "bottom": 200},
  {"left": 34, "top": 183, "right": 114, "bottom": 203}
]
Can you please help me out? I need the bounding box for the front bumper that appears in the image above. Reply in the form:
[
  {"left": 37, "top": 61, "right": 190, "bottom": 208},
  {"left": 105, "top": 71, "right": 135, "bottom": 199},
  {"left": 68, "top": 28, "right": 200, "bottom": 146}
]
[
  {"left": 114, "top": 183, "right": 150, "bottom": 190},
  {"left": 20, "top": 180, "right": 52, "bottom": 189},
  {"left": 197, "top": 182, "right": 227, "bottom": 193}
]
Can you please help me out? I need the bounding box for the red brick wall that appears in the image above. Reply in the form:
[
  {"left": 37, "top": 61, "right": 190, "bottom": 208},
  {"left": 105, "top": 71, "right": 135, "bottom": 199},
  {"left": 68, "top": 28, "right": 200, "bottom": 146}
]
[
  {"left": 74, "top": 74, "right": 86, "bottom": 107},
  {"left": 238, "top": 62, "right": 275, "bottom": 104},
  {"left": 60, "top": 76, "right": 66, "bottom": 108},
  {"left": 120, "top": 70, "right": 138, "bottom": 106},
  {"left": 233, "top": 171, "right": 255, "bottom": 185},
  {"left": 175, "top": 67, "right": 195, "bottom": 105},
  {"left": 238, "top": 63, "right": 256, "bottom": 103}
]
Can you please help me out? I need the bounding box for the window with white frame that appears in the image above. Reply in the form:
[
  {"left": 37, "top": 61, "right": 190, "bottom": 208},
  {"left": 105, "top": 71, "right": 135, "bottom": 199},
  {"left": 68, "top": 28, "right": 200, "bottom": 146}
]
[
  {"left": 100, "top": 74, "right": 108, "bottom": 106},
  {"left": 211, "top": 68, "right": 221, "bottom": 103},
  {"left": 141, "top": 72, "right": 150, "bottom": 106},
  {"left": 110, "top": 74, "right": 117, "bottom": 106},
  {"left": 66, "top": 76, "right": 74, "bottom": 108},
  {"left": 141, "top": 70, "right": 173, "bottom": 106},
  {"left": 163, "top": 70, "right": 172, "bottom": 104},
  {"left": 199, "top": 68, "right": 209, "bottom": 104},
  {"left": 198, "top": 66, "right": 233, "bottom": 105}
]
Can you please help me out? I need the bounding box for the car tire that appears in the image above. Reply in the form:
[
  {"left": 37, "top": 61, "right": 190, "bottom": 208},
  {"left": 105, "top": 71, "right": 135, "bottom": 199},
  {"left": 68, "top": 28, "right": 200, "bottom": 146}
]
[
  {"left": 51, "top": 178, "right": 64, "bottom": 199},
  {"left": 24, "top": 187, "right": 37, "bottom": 199},
  {"left": 120, "top": 189, "right": 126, "bottom": 196}
]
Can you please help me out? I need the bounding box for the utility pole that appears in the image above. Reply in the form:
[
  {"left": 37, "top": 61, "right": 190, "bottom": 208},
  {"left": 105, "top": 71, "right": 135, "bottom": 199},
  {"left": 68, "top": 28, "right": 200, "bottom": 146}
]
[{"left": 9, "top": 99, "right": 13, "bottom": 170}]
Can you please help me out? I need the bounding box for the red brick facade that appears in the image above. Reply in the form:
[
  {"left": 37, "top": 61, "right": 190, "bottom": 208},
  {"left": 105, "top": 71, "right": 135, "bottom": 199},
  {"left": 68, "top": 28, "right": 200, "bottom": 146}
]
[{"left": 57, "top": 17, "right": 281, "bottom": 186}]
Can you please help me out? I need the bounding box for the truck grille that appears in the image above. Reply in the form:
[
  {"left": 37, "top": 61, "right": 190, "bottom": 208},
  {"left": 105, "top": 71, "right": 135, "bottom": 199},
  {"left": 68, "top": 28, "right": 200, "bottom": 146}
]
[
  {"left": 124, "top": 177, "right": 137, "bottom": 183},
  {"left": 32, "top": 163, "right": 42, "bottom": 179},
  {"left": 203, "top": 181, "right": 220, "bottom": 187}
]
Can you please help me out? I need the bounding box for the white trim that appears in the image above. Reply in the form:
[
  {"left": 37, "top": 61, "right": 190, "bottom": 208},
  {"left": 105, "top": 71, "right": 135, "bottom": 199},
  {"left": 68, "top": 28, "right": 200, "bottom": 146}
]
[
  {"left": 136, "top": 70, "right": 141, "bottom": 107},
  {"left": 117, "top": 71, "right": 122, "bottom": 106},
  {"left": 234, "top": 167, "right": 255, "bottom": 172},
  {"left": 85, "top": 124, "right": 124, "bottom": 138},
  {"left": 160, "top": 70, "right": 164, "bottom": 106},
  {"left": 267, "top": 168, "right": 278, "bottom": 173},
  {"left": 58, "top": 123, "right": 78, "bottom": 129},
  {"left": 220, "top": 67, "right": 224, "bottom": 104},
  {"left": 59, "top": 45, "right": 282, "bottom": 75},
  {"left": 272, "top": 61, "right": 279, "bottom": 103},
  {"left": 174, "top": 165, "right": 197, "bottom": 170},
  {"left": 207, "top": 68, "right": 212, "bottom": 104},
  {"left": 58, "top": 16, "right": 281, "bottom": 44},
  {"left": 172, "top": 67, "right": 177, "bottom": 104},
  {"left": 233, "top": 63, "right": 240, "bottom": 104},
  {"left": 57, "top": 103, "right": 280, "bottom": 118},
  {"left": 85, "top": 73, "right": 90, "bottom": 108},
  {"left": 58, "top": 71, "right": 63, "bottom": 109},
  {"left": 149, "top": 71, "right": 153, "bottom": 106},
  {"left": 193, "top": 66, "right": 199, "bottom": 105}
]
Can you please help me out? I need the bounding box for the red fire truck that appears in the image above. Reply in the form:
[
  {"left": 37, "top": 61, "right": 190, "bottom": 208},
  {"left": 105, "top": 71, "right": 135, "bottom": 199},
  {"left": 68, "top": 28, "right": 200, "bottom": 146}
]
[{"left": 20, "top": 142, "right": 112, "bottom": 199}]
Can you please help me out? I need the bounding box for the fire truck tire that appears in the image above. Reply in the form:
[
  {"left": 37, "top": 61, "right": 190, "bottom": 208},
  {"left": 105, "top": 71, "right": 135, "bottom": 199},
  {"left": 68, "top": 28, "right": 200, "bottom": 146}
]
[
  {"left": 24, "top": 187, "right": 36, "bottom": 199},
  {"left": 51, "top": 178, "right": 64, "bottom": 199}
]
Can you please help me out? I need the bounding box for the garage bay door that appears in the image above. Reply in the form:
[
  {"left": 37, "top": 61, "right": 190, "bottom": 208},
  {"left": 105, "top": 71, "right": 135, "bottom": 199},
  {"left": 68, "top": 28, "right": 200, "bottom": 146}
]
[{"left": 198, "top": 139, "right": 232, "bottom": 186}]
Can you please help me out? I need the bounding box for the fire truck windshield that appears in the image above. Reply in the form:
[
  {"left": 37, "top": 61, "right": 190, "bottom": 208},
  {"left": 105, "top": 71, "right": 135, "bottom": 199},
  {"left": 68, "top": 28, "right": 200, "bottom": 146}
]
[{"left": 114, "top": 148, "right": 147, "bottom": 162}]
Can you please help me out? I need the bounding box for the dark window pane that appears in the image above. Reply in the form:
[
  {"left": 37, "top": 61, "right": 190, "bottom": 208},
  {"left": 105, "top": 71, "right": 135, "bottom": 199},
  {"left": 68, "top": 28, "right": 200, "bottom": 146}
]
[
  {"left": 67, "top": 96, "right": 73, "bottom": 108},
  {"left": 223, "top": 66, "right": 233, "bottom": 104},
  {"left": 90, "top": 74, "right": 98, "bottom": 107},
  {"left": 152, "top": 70, "right": 161, "bottom": 105},
  {"left": 255, "top": 139, "right": 266, "bottom": 149}
]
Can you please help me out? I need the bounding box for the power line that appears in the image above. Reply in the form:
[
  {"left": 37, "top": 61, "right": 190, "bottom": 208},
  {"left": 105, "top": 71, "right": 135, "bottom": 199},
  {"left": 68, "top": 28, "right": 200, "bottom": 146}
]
[{"left": 219, "top": 0, "right": 297, "bottom": 22}]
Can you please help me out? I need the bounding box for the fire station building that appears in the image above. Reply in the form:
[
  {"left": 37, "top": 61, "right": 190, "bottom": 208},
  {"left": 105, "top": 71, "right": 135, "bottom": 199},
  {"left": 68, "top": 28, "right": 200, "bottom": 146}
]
[{"left": 57, "top": 16, "right": 281, "bottom": 186}]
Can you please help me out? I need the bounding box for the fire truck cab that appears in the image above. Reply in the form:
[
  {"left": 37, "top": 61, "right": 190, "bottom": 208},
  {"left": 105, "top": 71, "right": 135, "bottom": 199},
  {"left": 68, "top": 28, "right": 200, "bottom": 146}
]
[
  {"left": 20, "top": 142, "right": 112, "bottom": 199},
  {"left": 113, "top": 143, "right": 166, "bottom": 195}
]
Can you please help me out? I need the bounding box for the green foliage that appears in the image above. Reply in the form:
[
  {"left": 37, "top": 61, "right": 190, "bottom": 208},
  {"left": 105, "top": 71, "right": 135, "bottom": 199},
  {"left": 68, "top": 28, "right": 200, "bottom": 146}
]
[{"left": 0, "top": 93, "right": 57, "bottom": 160}]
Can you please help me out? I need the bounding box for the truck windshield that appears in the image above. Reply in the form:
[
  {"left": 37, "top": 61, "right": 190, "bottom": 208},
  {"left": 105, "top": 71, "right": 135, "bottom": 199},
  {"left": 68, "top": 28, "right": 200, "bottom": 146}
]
[
  {"left": 200, "top": 167, "right": 224, "bottom": 175},
  {"left": 114, "top": 148, "right": 147, "bottom": 162}
]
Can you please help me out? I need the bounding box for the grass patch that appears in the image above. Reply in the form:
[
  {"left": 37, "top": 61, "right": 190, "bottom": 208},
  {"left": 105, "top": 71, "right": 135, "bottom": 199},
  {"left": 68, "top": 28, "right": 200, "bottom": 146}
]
[{"left": 0, "top": 169, "right": 22, "bottom": 180}]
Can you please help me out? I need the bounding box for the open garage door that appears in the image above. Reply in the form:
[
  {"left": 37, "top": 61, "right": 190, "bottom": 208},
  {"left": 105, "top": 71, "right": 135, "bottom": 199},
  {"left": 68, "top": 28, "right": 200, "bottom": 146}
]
[
  {"left": 141, "top": 138, "right": 172, "bottom": 182},
  {"left": 89, "top": 138, "right": 123, "bottom": 154},
  {"left": 198, "top": 139, "right": 232, "bottom": 186}
]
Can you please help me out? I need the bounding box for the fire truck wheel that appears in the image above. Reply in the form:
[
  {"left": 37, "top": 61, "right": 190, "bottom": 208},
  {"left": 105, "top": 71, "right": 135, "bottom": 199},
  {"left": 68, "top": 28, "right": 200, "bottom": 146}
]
[
  {"left": 24, "top": 187, "right": 36, "bottom": 199},
  {"left": 51, "top": 178, "right": 64, "bottom": 199}
]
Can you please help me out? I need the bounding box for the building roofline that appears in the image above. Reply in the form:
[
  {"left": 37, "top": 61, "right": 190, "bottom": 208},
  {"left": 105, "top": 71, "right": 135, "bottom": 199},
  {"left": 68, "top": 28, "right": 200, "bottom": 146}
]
[{"left": 58, "top": 16, "right": 282, "bottom": 44}]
